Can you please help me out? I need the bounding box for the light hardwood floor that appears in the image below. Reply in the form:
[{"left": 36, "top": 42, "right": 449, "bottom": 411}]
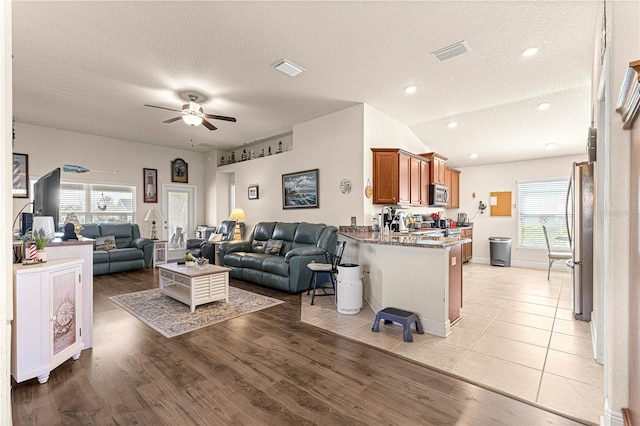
[{"left": 11, "top": 267, "right": 587, "bottom": 425}]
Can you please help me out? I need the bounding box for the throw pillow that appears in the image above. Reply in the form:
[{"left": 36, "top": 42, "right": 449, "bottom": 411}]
[
  {"left": 264, "top": 239, "right": 284, "bottom": 255},
  {"left": 252, "top": 239, "right": 266, "bottom": 253},
  {"left": 95, "top": 235, "right": 116, "bottom": 251}
]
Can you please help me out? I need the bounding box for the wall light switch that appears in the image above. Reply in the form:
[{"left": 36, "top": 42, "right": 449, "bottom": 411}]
[{"left": 451, "top": 257, "right": 457, "bottom": 266}]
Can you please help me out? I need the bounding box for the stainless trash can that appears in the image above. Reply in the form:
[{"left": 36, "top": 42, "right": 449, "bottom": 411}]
[{"left": 489, "top": 237, "right": 512, "bottom": 267}]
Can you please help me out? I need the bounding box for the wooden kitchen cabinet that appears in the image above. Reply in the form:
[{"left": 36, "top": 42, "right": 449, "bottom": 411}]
[
  {"left": 462, "top": 228, "right": 473, "bottom": 262},
  {"left": 372, "top": 148, "right": 430, "bottom": 206},
  {"left": 449, "top": 243, "right": 463, "bottom": 323},
  {"left": 445, "top": 167, "right": 460, "bottom": 209},
  {"left": 421, "top": 152, "right": 448, "bottom": 185}
]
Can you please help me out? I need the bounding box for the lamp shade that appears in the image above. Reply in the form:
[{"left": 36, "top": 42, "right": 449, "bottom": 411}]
[
  {"left": 144, "top": 207, "right": 164, "bottom": 222},
  {"left": 229, "top": 207, "right": 246, "bottom": 221},
  {"left": 182, "top": 114, "right": 203, "bottom": 126}
]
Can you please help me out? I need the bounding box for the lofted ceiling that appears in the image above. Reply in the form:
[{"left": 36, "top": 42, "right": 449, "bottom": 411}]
[{"left": 11, "top": 1, "right": 600, "bottom": 167}]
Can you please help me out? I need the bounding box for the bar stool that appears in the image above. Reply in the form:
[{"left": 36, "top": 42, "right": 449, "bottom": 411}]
[{"left": 306, "top": 241, "right": 346, "bottom": 305}]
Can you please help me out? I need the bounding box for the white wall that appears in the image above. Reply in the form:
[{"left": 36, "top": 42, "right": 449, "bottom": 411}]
[
  {"left": 458, "top": 154, "right": 586, "bottom": 268},
  {"left": 211, "top": 104, "right": 364, "bottom": 233},
  {"left": 12, "top": 123, "right": 208, "bottom": 239}
]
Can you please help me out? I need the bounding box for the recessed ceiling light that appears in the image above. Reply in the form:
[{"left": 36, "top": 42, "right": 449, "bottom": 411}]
[
  {"left": 447, "top": 121, "right": 458, "bottom": 129},
  {"left": 469, "top": 153, "right": 478, "bottom": 159},
  {"left": 537, "top": 102, "right": 550, "bottom": 110},
  {"left": 545, "top": 143, "right": 556, "bottom": 149},
  {"left": 272, "top": 59, "right": 305, "bottom": 77},
  {"left": 521, "top": 46, "right": 539, "bottom": 57},
  {"left": 404, "top": 86, "right": 417, "bottom": 94}
]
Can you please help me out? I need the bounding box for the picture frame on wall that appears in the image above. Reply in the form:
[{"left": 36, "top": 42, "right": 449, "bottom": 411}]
[
  {"left": 248, "top": 185, "right": 259, "bottom": 200},
  {"left": 171, "top": 158, "right": 188, "bottom": 183},
  {"left": 12, "top": 153, "right": 29, "bottom": 199},
  {"left": 143, "top": 168, "right": 158, "bottom": 203},
  {"left": 282, "top": 168, "right": 319, "bottom": 209}
]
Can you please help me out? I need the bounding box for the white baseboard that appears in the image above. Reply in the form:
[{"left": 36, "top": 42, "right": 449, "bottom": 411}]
[
  {"left": 601, "top": 397, "right": 624, "bottom": 426},
  {"left": 470, "top": 257, "right": 570, "bottom": 271}
]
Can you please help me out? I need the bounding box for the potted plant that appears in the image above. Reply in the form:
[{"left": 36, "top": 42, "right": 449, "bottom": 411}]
[
  {"left": 183, "top": 253, "right": 196, "bottom": 267},
  {"left": 25, "top": 228, "right": 54, "bottom": 262}
]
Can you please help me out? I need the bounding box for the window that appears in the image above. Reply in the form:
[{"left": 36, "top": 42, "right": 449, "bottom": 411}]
[
  {"left": 59, "top": 181, "right": 136, "bottom": 226},
  {"left": 517, "top": 178, "right": 570, "bottom": 249}
]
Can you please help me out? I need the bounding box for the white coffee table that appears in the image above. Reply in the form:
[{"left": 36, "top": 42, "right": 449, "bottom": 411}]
[{"left": 158, "top": 263, "right": 231, "bottom": 312}]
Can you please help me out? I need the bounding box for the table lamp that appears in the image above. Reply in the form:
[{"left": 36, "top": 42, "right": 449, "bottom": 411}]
[
  {"left": 228, "top": 207, "right": 246, "bottom": 240},
  {"left": 144, "top": 207, "right": 164, "bottom": 240}
]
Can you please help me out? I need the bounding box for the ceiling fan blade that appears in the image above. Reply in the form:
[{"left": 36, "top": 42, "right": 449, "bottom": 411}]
[
  {"left": 144, "top": 104, "right": 181, "bottom": 113},
  {"left": 204, "top": 114, "right": 237, "bottom": 122},
  {"left": 163, "top": 117, "right": 182, "bottom": 123},
  {"left": 202, "top": 119, "right": 217, "bottom": 131}
]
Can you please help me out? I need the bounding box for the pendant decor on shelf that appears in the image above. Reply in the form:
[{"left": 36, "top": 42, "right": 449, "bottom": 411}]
[{"left": 365, "top": 179, "right": 373, "bottom": 198}]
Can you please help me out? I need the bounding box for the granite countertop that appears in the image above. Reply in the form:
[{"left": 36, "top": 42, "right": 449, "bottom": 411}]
[{"left": 339, "top": 227, "right": 471, "bottom": 249}]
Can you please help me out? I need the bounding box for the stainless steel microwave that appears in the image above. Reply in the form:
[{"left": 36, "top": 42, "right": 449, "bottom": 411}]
[{"left": 429, "top": 184, "right": 449, "bottom": 206}]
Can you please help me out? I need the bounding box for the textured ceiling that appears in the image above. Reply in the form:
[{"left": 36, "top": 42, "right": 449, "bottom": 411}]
[{"left": 12, "top": 1, "right": 600, "bottom": 167}]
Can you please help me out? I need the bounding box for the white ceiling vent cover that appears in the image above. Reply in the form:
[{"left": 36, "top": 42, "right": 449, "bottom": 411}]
[
  {"left": 432, "top": 41, "right": 471, "bottom": 62},
  {"left": 273, "top": 59, "right": 305, "bottom": 77}
]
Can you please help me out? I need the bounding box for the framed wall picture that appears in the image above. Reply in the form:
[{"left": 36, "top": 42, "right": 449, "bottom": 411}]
[
  {"left": 248, "top": 185, "right": 259, "bottom": 200},
  {"left": 282, "top": 169, "right": 319, "bottom": 209},
  {"left": 171, "top": 158, "right": 188, "bottom": 183},
  {"left": 143, "top": 168, "right": 158, "bottom": 203},
  {"left": 12, "top": 153, "right": 29, "bottom": 198}
]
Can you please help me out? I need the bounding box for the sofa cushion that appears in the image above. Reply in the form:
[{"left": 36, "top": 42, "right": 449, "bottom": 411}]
[
  {"left": 109, "top": 248, "right": 144, "bottom": 262},
  {"left": 222, "top": 252, "right": 245, "bottom": 268},
  {"left": 100, "top": 223, "right": 136, "bottom": 248},
  {"left": 80, "top": 223, "right": 101, "bottom": 240},
  {"left": 251, "top": 240, "right": 267, "bottom": 253},
  {"left": 240, "top": 253, "right": 270, "bottom": 270},
  {"left": 262, "top": 256, "right": 289, "bottom": 277},
  {"left": 93, "top": 250, "right": 109, "bottom": 264},
  {"left": 272, "top": 222, "right": 297, "bottom": 242},
  {"left": 264, "top": 239, "right": 283, "bottom": 255},
  {"left": 294, "top": 223, "right": 325, "bottom": 246},
  {"left": 96, "top": 235, "right": 116, "bottom": 251},
  {"left": 253, "top": 222, "right": 276, "bottom": 241}
]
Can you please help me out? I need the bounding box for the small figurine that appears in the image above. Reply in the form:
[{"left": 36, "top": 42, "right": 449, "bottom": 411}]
[
  {"left": 268, "top": 146, "right": 272, "bottom": 156},
  {"left": 277, "top": 140, "right": 283, "bottom": 153},
  {"left": 250, "top": 149, "right": 255, "bottom": 160},
  {"left": 259, "top": 148, "right": 265, "bottom": 158},
  {"left": 220, "top": 156, "right": 225, "bottom": 166},
  {"left": 230, "top": 152, "right": 235, "bottom": 163},
  {"left": 241, "top": 149, "right": 247, "bottom": 161}
]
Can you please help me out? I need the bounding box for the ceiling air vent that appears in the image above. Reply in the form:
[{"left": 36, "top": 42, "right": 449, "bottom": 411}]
[
  {"left": 196, "top": 143, "right": 215, "bottom": 149},
  {"left": 431, "top": 41, "right": 471, "bottom": 62},
  {"left": 272, "top": 59, "right": 305, "bottom": 77}
]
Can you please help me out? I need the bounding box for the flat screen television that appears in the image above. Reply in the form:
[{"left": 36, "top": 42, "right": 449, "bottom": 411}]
[{"left": 33, "top": 167, "right": 61, "bottom": 230}]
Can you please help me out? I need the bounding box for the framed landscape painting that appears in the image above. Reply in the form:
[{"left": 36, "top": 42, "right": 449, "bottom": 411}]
[{"left": 282, "top": 169, "right": 319, "bottom": 209}]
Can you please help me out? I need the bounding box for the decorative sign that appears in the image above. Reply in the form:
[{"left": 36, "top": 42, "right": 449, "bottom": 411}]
[{"left": 171, "top": 158, "right": 188, "bottom": 183}]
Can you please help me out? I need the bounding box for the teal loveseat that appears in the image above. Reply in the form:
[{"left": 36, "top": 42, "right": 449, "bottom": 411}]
[{"left": 79, "top": 223, "right": 153, "bottom": 275}]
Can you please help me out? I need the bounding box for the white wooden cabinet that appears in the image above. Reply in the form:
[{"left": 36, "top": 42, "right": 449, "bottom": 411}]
[
  {"left": 12, "top": 259, "right": 84, "bottom": 384},
  {"left": 152, "top": 240, "right": 168, "bottom": 267}
]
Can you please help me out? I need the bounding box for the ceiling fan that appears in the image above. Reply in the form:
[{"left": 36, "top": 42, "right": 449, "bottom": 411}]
[{"left": 144, "top": 95, "right": 236, "bottom": 131}]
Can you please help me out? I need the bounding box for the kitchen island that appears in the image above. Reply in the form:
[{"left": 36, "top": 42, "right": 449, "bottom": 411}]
[{"left": 339, "top": 227, "right": 470, "bottom": 337}]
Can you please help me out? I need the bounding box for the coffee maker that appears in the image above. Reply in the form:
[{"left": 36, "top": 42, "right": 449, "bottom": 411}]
[{"left": 457, "top": 213, "right": 468, "bottom": 226}]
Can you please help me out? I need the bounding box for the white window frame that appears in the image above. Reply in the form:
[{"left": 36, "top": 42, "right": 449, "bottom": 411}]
[
  {"left": 517, "top": 178, "right": 570, "bottom": 249},
  {"left": 58, "top": 180, "right": 136, "bottom": 226}
]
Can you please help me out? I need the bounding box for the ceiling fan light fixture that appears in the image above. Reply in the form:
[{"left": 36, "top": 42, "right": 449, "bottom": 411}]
[{"left": 182, "top": 114, "right": 203, "bottom": 126}]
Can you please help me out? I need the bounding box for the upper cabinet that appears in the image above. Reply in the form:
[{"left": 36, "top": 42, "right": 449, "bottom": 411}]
[
  {"left": 371, "top": 148, "right": 430, "bottom": 206},
  {"left": 445, "top": 167, "right": 460, "bottom": 209},
  {"left": 421, "top": 152, "right": 448, "bottom": 185}
]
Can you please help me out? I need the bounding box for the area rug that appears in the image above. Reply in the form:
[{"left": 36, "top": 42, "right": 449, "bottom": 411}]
[{"left": 110, "top": 286, "right": 283, "bottom": 338}]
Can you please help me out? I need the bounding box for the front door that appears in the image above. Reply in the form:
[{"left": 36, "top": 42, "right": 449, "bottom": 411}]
[{"left": 162, "top": 184, "right": 196, "bottom": 260}]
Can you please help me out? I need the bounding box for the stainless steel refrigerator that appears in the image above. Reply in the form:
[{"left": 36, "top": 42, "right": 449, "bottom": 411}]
[{"left": 565, "top": 161, "right": 594, "bottom": 321}]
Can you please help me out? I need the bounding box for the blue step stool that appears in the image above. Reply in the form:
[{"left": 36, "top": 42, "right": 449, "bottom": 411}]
[{"left": 371, "top": 307, "right": 424, "bottom": 343}]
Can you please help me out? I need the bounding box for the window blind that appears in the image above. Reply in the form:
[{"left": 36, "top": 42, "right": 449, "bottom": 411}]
[
  {"left": 60, "top": 181, "right": 136, "bottom": 224},
  {"left": 517, "top": 178, "right": 570, "bottom": 249}
]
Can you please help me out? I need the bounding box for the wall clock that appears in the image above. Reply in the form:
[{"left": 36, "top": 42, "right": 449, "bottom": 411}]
[{"left": 339, "top": 178, "right": 352, "bottom": 194}]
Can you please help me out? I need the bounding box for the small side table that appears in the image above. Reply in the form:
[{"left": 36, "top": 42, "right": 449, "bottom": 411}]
[{"left": 152, "top": 240, "right": 167, "bottom": 267}]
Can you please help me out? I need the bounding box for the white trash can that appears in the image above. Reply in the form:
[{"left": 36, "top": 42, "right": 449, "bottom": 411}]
[{"left": 337, "top": 263, "right": 363, "bottom": 315}]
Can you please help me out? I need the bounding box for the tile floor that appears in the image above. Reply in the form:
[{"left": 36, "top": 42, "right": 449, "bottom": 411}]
[{"left": 300, "top": 263, "right": 603, "bottom": 425}]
